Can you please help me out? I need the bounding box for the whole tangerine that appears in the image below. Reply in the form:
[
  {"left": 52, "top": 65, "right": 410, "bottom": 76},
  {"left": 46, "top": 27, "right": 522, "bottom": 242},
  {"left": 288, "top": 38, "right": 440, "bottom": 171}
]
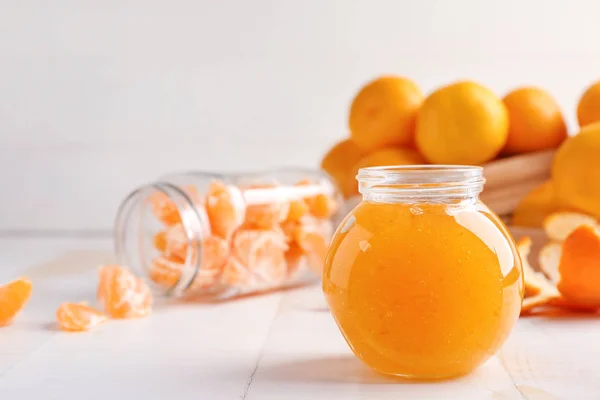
[
  {"left": 415, "top": 81, "right": 508, "bottom": 165},
  {"left": 577, "top": 81, "right": 600, "bottom": 127},
  {"left": 553, "top": 122, "right": 600, "bottom": 219},
  {"left": 349, "top": 76, "right": 423, "bottom": 152},
  {"left": 502, "top": 87, "right": 567, "bottom": 155}
]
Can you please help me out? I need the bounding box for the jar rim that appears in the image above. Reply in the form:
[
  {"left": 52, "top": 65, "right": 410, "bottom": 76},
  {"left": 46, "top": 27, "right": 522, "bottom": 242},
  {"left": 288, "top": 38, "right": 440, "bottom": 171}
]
[{"left": 357, "top": 165, "right": 485, "bottom": 198}]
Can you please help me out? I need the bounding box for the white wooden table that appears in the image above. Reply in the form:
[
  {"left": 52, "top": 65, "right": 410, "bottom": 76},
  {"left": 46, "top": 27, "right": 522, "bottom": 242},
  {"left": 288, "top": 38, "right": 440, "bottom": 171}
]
[{"left": 0, "top": 236, "right": 599, "bottom": 399}]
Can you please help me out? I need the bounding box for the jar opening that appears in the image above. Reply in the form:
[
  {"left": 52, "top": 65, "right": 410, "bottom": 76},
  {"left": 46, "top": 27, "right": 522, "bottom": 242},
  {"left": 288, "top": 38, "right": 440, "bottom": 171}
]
[
  {"left": 114, "top": 183, "right": 208, "bottom": 297},
  {"left": 357, "top": 165, "right": 485, "bottom": 200}
]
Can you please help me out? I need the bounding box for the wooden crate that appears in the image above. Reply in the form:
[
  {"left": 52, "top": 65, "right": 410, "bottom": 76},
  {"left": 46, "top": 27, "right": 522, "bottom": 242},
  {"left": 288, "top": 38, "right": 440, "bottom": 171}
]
[
  {"left": 481, "top": 149, "right": 554, "bottom": 218},
  {"left": 341, "top": 149, "right": 555, "bottom": 221}
]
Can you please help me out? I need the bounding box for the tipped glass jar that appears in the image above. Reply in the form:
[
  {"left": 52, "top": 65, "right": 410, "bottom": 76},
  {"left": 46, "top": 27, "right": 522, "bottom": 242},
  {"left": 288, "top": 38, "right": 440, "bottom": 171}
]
[{"left": 115, "top": 169, "right": 342, "bottom": 299}]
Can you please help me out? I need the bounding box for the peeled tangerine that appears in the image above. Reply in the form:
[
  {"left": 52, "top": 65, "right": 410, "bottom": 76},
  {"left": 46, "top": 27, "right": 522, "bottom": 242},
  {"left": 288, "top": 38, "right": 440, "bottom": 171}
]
[
  {"left": 554, "top": 225, "right": 600, "bottom": 307},
  {"left": 531, "top": 211, "right": 600, "bottom": 312},
  {"left": 349, "top": 76, "right": 423, "bottom": 152},
  {"left": 0, "top": 277, "right": 32, "bottom": 326},
  {"left": 56, "top": 302, "right": 107, "bottom": 332},
  {"left": 516, "top": 237, "right": 559, "bottom": 315},
  {"left": 205, "top": 181, "right": 246, "bottom": 239},
  {"left": 97, "top": 265, "right": 152, "bottom": 319},
  {"left": 243, "top": 183, "right": 290, "bottom": 229},
  {"left": 149, "top": 235, "right": 230, "bottom": 289},
  {"left": 224, "top": 228, "right": 288, "bottom": 288},
  {"left": 147, "top": 185, "right": 202, "bottom": 226}
]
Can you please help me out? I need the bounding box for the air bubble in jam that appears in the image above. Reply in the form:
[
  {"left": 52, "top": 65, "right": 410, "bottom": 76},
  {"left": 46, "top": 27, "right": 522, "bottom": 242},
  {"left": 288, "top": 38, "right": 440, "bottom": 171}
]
[
  {"left": 340, "top": 215, "right": 356, "bottom": 234},
  {"left": 410, "top": 206, "right": 423, "bottom": 216},
  {"left": 359, "top": 240, "right": 371, "bottom": 252}
]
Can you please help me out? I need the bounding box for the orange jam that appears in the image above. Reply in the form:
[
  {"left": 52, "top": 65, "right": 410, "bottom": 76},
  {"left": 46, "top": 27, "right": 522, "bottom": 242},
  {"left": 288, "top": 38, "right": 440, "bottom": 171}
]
[{"left": 323, "top": 166, "right": 523, "bottom": 380}]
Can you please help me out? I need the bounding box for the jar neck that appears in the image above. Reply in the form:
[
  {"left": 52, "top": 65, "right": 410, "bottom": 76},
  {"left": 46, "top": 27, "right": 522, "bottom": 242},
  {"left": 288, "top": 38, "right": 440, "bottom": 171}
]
[
  {"left": 357, "top": 165, "right": 485, "bottom": 205},
  {"left": 114, "top": 182, "right": 207, "bottom": 297}
]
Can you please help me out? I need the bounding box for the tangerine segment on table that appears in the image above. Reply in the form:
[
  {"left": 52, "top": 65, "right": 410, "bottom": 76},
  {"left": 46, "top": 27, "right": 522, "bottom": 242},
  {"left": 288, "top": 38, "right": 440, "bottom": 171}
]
[
  {"left": 56, "top": 302, "right": 107, "bottom": 332},
  {"left": 323, "top": 202, "right": 522, "bottom": 379},
  {"left": 98, "top": 265, "right": 152, "bottom": 319},
  {"left": 0, "top": 277, "right": 32, "bottom": 326}
]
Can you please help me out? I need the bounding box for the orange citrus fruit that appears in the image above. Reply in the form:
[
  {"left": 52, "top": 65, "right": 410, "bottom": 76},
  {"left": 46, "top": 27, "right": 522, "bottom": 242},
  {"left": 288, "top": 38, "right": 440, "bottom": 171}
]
[
  {"left": 511, "top": 180, "right": 562, "bottom": 227},
  {"left": 577, "top": 81, "right": 600, "bottom": 127},
  {"left": 205, "top": 180, "right": 246, "bottom": 239},
  {"left": 349, "top": 76, "right": 424, "bottom": 152},
  {"left": 415, "top": 81, "right": 509, "bottom": 164},
  {"left": 320, "top": 139, "right": 366, "bottom": 197},
  {"left": 56, "top": 302, "right": 107, "bottom": 332},
  {"left": 97, "top": 265, "right": 152, "bottom": 319},
  {"left": 502, "top": 87, "right": 567, "bottom": 155},
  {"left": 557, "top": 225, "right": 600, "bottom": 306},
  {"left": 553, "top": 122, "right": 600, "bottom": 219},
  {"left": 0, "top": 277, "right": 32, "bottom": 326},
  {"left": 346, "top": 147, "right": 425, "bottom": 196}
]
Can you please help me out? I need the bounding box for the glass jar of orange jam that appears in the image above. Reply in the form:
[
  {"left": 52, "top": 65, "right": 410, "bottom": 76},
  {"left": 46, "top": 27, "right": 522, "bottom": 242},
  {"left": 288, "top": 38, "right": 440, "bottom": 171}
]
[
  {"left": 323, "top": 166, "right": 523, "bottom": 380},
  {"left": 115, "top": 168, "right": 342, "bottom": 299}
]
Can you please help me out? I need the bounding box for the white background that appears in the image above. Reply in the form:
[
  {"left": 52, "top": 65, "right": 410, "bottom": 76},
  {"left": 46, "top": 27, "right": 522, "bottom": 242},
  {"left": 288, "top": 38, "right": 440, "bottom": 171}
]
[{"left": 2, "top": 0, "right": 599, "bottom": 232}]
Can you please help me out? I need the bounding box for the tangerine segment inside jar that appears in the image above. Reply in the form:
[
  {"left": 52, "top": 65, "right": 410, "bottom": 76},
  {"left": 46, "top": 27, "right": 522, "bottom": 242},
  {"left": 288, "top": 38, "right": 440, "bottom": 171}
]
[
  {"left": 323, "top": 202, "right": 522, "bottom": 380},
  {"left": 142, "top": 177, "right": 339, "bottom": 297}
]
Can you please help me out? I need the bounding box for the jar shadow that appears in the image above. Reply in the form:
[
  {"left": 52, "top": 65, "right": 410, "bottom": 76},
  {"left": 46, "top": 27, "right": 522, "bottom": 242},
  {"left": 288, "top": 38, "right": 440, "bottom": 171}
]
[{"left": 257, "top": 356, "right": 425, "bottom": 385}]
